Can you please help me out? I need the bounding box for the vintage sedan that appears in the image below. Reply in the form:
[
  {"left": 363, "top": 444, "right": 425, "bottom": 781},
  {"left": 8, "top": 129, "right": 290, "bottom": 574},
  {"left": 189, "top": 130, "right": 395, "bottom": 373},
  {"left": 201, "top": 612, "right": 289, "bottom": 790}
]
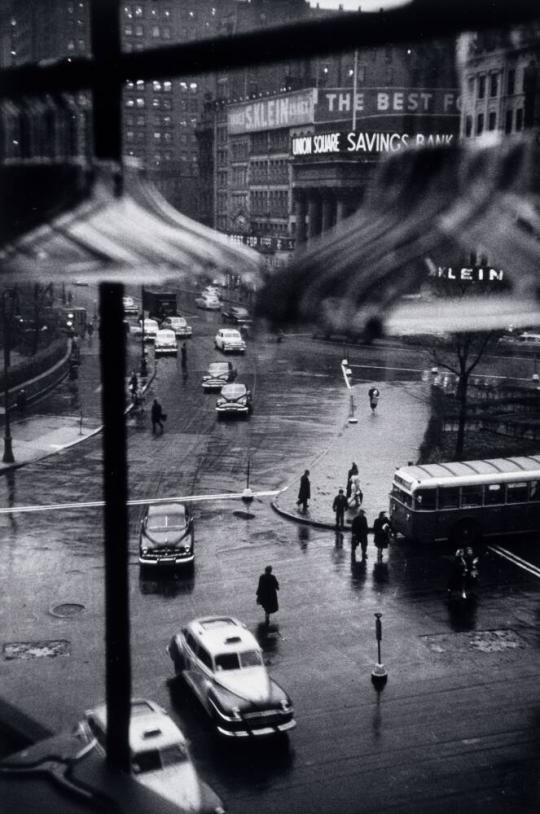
[
  {"left": 161, "top": 315, "right": 192, "bottom": 338},
  {"left": 201, "top": 361, "right": 237, "bottom": 391},
  {"left": 221, "top": 306, "right": 252, "bottom": 325},
  {"left": 139, "top": 503, "right": 194, "bottom": 570},
  {"left": 154, "top": 328, "right": 178, "bottom": 356},
  {"left": 131, "top": 318, "right": 159, "bottom": 341},
  {"left": 214, "top": 328, "right": 246, "bottom": 353},
  {"left": 216, "top": 383, "right": 252, "bottom": 419},
  {"left": 195, "top": 294, "right": 221, "bottom": 311},
  {"left": 77, "top": 698, "right": 226, "bottom": 813},
  {"left": 167, "top": 616, "right": 296, "bottom": 738}
]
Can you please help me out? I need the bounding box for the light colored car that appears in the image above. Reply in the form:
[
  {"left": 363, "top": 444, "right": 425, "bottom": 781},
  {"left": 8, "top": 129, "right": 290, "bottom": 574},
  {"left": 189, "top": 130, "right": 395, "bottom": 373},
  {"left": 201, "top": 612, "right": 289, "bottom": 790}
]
[
  {"left": 216, "top": 383, "right": 252, "bottom": 418},
  {"left": 123, "top": 295, "right": 139, "bottom": 315},
  {"left": 214, "top": 328, "right": 246, "bottom": 353},
  {"left": 139, "top": 503, "right": 194, "bottom": 570},
  {"left": 77, "top": 698, "right": 225, "bottom": 813},
  {"left": 202, "top": 361, "right": 237, "bottom": 391},
  {"left": 131, "top": 318, "right": 159, "bottom": 341},
  {"left": 161, "top": 315, "right": 192, "bottom": 337},
  {"left": 195, "top": 294, "right": 221, "bottom": 311},
  {"left": 167, "top": 616, "right": 296, "bottom": 738},
  {"left": 154, "top": 328, "right": 178, "bottom": 356}
]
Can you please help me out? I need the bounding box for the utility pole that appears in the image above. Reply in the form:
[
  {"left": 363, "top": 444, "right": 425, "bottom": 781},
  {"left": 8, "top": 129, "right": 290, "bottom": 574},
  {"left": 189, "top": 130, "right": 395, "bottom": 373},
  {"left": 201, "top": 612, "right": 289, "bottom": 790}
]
[{"left": 352, "top": 49, "right": 359, "bottom": 131}]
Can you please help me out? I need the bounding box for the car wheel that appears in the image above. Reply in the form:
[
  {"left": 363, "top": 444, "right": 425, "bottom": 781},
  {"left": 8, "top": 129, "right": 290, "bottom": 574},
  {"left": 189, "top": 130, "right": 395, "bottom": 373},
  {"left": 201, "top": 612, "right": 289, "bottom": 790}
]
[{"left": 449, "top": 519, "right": 481, "bottom": 547}]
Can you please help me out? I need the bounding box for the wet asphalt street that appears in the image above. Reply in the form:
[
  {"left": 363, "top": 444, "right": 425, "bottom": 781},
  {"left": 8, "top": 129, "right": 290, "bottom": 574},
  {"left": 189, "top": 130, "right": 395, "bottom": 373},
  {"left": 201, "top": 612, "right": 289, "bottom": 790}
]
[{"left": 0, "top": 287, "right": 539, "bottom": 814}]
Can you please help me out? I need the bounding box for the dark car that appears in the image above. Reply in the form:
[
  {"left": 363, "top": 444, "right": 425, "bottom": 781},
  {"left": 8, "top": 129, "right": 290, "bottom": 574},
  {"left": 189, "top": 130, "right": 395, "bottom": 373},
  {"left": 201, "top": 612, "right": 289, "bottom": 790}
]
[
  {"left": 201, "top": 361, "right": 237, "bottom": 392},
  {"left": 221, "top": 306, "right": 252, "bottom": 325},
  {"left": 139, "top": 503, "right": 194, "bottom": 571},
  {"left": 216, "top": 383, "right": 252, "bottom": 419}
]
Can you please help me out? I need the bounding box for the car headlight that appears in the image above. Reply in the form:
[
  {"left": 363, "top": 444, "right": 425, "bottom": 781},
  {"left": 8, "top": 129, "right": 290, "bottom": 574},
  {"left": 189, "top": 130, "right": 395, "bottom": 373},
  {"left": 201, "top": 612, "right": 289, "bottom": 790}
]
[
  {"left": 280, "top": 699, "right": 291, "bottom": 711},
  {"left": 239, "top": 397, "right": 247, "bottom": 405},
  {"left": 141, "top": 547, "right": 151, "bottom": 555},
  {"left": 231, "top": 706, "right": 241, "bottom": 721},
  {"left": 217, "top": 398, "right": 225, "bottom": 406}
]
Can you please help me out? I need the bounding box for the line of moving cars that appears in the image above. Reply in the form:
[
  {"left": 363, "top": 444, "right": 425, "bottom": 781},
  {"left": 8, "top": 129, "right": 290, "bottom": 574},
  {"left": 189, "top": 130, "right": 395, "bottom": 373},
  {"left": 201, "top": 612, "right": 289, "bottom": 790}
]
[{"left": 129, "top": 314, "right": 193, "bottom": 356}]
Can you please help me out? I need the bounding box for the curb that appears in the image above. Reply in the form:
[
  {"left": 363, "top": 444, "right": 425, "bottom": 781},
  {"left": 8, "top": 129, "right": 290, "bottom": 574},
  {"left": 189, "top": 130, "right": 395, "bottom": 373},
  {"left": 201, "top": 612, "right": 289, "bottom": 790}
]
[{"left": 0, "top": 365, "right": 157, "bottom": 474}]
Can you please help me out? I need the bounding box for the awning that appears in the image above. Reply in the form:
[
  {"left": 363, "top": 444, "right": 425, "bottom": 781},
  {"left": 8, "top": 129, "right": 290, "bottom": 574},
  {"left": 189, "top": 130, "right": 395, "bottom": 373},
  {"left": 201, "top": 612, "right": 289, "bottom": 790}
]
[{"left": 0, "top": 162, "right": 263, "bottom": 287}]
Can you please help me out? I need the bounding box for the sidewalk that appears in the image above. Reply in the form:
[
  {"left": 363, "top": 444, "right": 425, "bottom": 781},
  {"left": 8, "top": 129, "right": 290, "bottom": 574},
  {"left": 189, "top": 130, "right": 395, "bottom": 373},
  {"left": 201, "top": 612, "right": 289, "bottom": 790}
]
[
  {"left": 272, "top": 380, "right": 430, "bottom": 529},
  {"left": 0, "top": 337, "right": 151, "bottom": 473}
]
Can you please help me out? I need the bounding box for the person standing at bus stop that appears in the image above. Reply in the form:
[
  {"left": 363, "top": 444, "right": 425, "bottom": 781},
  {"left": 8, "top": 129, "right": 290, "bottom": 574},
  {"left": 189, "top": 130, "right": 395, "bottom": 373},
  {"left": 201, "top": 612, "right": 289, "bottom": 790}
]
[{"left": 332, "top": 489, "right": 348, "bottom": 529}]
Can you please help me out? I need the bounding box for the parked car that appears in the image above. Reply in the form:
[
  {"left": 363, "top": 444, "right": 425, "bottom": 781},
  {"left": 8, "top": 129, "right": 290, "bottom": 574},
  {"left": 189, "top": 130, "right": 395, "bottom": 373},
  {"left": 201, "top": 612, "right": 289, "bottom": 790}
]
[
  {"left": 122, "top": 295, "right": 139, "bottom": 315},
  {"left": 221, "top": 306, "right": 252, "bottom": 325},
  {"left": 214, "top": 328, "right": 246, "bottom": 353},
  {"left": 161, "top": 315, "right": 192, "bottom": 338},
  {"left": 77, "top": 698, "right": 226, "bottom": 813},
  {"left": 131, "top": 318, "right": 159, "bottom": 341},
  {"left": 216, "top": 383, "right": 252, "bottom": 419},
  {"left": 202, "top": 361, "right": 237, "bottom": 391},
  {"left": 202, "top": 286, "right": 222, "bottom": 299},
  {"left": 167, "top": 616, "right": 296, "bottom": 738},
  {"left": 195, "top": 294, "right": 221, "bottom": 311},
  {"left": 139, "top": 503, "right": 194, "bottom": 570},
  {"left": 154, "top": 328, "right": 178, "bottom": 356}
]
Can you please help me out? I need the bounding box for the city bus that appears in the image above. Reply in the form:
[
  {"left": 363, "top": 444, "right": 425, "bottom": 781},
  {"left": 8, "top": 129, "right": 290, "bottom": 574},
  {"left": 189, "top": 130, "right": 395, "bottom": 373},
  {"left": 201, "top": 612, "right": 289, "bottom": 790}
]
[{"left": 390, "top": 456, "right": 540, "bottom": 545}]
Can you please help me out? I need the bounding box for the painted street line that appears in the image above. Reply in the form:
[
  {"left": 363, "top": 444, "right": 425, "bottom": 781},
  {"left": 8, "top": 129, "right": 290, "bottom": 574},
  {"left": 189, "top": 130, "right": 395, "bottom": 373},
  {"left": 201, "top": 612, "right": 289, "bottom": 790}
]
[{"left": 489, "top": 544, "right": 540, "bottom": 579}]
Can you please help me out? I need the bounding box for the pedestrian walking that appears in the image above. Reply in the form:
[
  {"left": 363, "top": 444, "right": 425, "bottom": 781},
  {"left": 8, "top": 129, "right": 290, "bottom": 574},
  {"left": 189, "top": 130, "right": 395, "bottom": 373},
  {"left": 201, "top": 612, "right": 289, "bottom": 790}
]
[
  {"left": 87, "top": 322, "right": 94, "bottom": 343},
  {"left": 373, "top": 511, "right": 393, "bottom": 560},
  {"left": 151, "top": 398, "right": 166, "bottom": 434},
  {"left": 129, "top": 371, "right": 138, "bottom": 396},
  {"left": 346, "top": 462, "right": 359, "bottom": 499},
  {"left": 351, "top": 509, "right": 368, "bottom": 559},
  {"left": 16, "top": 389, "right": 27, "bottom": 415},
  {"left": 180, "top": 342, "right": 187, "bottom": 369},
  {"left": 348, "top": 474, "right": 363, "bottom": 508},
  {"left": 332, "top": 488, "right": 348, "bottom": 529},
  {"left": 296, "top": 469, "right": 311, "bottom": 512},
  {"left": 368, "top": 386, "right": 380, "bottom": 412},
  {"left": 256, "top": 565, "right": 279, "bottom": 626}
]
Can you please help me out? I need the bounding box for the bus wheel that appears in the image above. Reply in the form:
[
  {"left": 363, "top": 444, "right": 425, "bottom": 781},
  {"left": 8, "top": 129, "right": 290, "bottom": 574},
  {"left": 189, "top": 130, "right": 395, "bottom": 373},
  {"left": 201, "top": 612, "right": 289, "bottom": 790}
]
[{"left": 450, "top": 520, "right": 481, "bottom": 547}]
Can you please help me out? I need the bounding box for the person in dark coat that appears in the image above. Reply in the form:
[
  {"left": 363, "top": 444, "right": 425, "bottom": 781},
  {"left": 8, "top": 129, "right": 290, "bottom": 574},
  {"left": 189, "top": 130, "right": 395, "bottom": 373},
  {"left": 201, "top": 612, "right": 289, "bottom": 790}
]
[
  {"left": 256, "top": 565, "right": 280, "bottom": 625},
  {"left": 297, "top": 469, "right": 311, "bottom": 512},
  {"left": 346, "top": 462, "right": 359, "bottom": 499},
  {"left": 180, "top": 342, "right": 187, "bottom": 369},
  {"left": 151, "top": 398, "right": 165, "bottom": 434},
  {"left": 332, "top": 489, "right": 348, "bottom": 529},
  {"left": 351, "top": 509, "right": 368, "bottom": 559},
  {"left": 373, "top": 511, "right": 393, "bottom": 559}
]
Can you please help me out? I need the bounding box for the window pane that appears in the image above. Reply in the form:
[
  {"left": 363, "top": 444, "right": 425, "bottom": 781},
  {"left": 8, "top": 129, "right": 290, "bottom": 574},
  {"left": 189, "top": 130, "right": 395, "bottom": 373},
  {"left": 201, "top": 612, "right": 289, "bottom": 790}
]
[
  {"left": 506, "top": 482, "right": 528, "bottom": 503},
  {"left": 215, "top": 653, "right": 240, "bottom": 671},
  {"left": 485, "top": 483, "right": 504, "bottom": 505},
  {"left": 414, "top": 489, "right": 436, "bottom": 510},
  {"left": 529, "top": 481, "right": 540, "bottom": 501},
  {"left": 461, "top": 485, "right": 483, "bottom": 507},
  {"left": 440, "top": 487, "right": 460, "bottom": 509}
]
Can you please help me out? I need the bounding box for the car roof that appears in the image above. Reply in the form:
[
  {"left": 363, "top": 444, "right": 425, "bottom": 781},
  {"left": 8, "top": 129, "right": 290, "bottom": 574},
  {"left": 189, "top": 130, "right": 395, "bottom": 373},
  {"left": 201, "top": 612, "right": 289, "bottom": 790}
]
[
  {"left": 87, "top": 699, "right": 185, "bottom": 752},
  {"left": 147, "top": 503, "right": 187, "bottom": 517},
  {"left": 186, "top": 616, "right": 260, "bottom": 655},
  {"left": 220, "top": 329, "right": 241, "bottom": 336},
  {"left": 208, "top": 361, "right": 231, "bottom": 370},
  {"left": 156, "top": 328, "right": 175, "bottom": 335},
  {"left": 221, "top": 383, "right": 246, "bottom": 395}
]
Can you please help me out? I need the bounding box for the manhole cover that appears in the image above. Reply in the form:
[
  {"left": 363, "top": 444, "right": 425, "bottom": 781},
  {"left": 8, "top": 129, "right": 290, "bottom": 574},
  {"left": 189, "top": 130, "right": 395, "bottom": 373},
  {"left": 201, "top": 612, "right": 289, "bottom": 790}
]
[
  {"left": 421, "top": 629, "right": 527, "bottom": 654},
  {"left": 50, "top": 603, "right": 85, "bottom": 618},
  {"left": 3, "top": 640, "right": 71, "bottom": 660}
]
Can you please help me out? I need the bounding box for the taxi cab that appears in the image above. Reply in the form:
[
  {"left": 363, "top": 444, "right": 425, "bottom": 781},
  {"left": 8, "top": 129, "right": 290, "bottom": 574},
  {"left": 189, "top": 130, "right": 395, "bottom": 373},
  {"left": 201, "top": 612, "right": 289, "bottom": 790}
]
[{"left": 167, "top": 616, "right": 295, "bottom": 738}]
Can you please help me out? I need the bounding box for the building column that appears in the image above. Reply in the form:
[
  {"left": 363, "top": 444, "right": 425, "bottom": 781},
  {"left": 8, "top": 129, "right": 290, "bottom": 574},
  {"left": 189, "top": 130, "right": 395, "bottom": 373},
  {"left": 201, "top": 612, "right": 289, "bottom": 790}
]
[
  {"left": 295, "top": 190, "right": 307, "bottom": 245},
  {"left": 336, "top": 195, "right": 347, "bottom": 222},
  {"left": 321, "top": 192, "right": 334, "bottom": 234},
  {"left": 307, "top": 191, "right": 321, "bottom": 240}
]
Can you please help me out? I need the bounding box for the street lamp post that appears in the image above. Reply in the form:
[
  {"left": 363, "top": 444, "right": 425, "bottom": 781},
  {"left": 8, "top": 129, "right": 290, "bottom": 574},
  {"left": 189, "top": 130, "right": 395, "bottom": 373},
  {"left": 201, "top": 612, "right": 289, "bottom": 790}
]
[
  {"left": 140, "top": 285, "right": 147, "bottom": 378},
  {"left": 2, "top": 291, "right": 15, "bottom": 464}
]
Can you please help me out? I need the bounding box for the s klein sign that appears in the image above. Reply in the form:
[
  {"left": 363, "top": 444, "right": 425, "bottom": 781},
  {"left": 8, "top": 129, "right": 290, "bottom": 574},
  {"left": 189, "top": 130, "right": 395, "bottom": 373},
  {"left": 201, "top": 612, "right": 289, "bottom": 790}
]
[
  {"left": 292, "top": 130, "right": 455, "bottom": 156},
  {"left": 228, "top": 89, "right": 315, "bottom": 134},
  {"left": 429, "top": 266, "right": 505, "bottom": 282}
]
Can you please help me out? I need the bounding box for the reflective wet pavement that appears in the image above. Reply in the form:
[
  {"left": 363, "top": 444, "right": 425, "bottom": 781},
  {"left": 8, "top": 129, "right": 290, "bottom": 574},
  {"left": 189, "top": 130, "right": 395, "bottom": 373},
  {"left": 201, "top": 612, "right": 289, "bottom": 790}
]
[{"left": 0, "top": 287, "right": 539, "bottom": 814}]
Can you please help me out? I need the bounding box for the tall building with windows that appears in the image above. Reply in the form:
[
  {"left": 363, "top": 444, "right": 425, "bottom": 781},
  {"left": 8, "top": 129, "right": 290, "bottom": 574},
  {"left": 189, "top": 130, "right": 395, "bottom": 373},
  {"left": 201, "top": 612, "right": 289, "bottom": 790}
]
[{"left": 459, "top": 26, "right": 540, "bottom": 139}]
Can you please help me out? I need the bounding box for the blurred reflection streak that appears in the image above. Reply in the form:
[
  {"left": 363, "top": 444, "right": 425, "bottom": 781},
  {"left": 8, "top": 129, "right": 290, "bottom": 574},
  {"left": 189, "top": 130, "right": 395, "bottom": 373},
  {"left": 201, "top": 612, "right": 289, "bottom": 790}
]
[
  {"left": 255, "top": 621, "right": 281, "bottom": 655},
  {"left": 350, "top": 556, "right": 367, "bottom": 589},
  {"left": 297, "top": 525, "right": 309, "bottom": 551},
  {"left": 372, "top": 561, "right": 390, "bottom": 589},
  {"left": 138, "top": 573, "right": 194, "bottom": 598},
  {"left": 372, "top": 686, "right": 384, "bottom": 741},
  {"left": 331, "top": 531, "right": 346, "bottom": 567},
  {"left": 447, "top": 594, "right": 478, "bottom": 632},
  {"left": 4, "top": 469, "right": 17, "bottom": 534}
]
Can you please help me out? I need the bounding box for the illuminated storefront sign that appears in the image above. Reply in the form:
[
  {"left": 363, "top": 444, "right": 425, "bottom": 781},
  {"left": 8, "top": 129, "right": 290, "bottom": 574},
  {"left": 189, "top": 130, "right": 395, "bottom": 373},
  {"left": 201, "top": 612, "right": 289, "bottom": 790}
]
[
  {"left": 228, "top": 90, "right": 315, "bottom": 134},
  {"left": 228, "top": 234, "right": 296, "bottom": 252},
  {"left": 292, "top": 130, "right": 455, "bottom": 156},
  {"left": 429, "top": 266, "right": 505, "bottom": 282},
  {"left": 316, "top": 87, "right": 461, "bottom": 122}
]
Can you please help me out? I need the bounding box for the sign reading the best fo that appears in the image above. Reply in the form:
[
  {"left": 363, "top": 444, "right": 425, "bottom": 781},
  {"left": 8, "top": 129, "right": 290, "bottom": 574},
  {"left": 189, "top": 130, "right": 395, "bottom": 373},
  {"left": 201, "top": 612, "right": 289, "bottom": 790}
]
[
  {"left": 316, "top": 87, "right": 461, "bottom": 121},
  {"left": 228, "top": 89, "right": 315, "bottom": 134}
]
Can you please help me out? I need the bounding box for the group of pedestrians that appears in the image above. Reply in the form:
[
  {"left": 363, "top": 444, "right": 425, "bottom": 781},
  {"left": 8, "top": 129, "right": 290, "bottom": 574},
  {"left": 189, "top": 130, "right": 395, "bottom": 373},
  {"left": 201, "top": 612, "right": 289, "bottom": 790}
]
[{"left": 128, "top": 370, "right": 167, "bottom": 434}]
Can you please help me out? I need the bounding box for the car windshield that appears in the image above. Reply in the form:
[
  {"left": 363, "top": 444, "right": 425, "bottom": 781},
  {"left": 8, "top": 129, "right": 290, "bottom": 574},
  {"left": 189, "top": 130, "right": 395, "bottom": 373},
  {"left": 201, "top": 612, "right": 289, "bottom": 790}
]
[
  {"left": 221, "top": 385, "right": 246, "bottom": 399},
  {"left": 147, "top": 506, "right": 186, "bottom": 530},
  {"left": 240, "top": 650, "right": 263, "bottom": 668},
  {"left": 132, "top": 749, "right": 161, "bottom": 774},
  {"left": 157, "top": 330, "right": 175, "bottom": 340},
  {"left": 234, "top": 309, "right": 249, "bottom": 317},
  {"left": 208, "top": 363, "right": 230, "bottom": 376},
  {"left": 222, "top": 330, "right": 241, "bottom": 338},
  {"left": 160, "top": 744, "right": 188, "bottom": 767},
  {"left": 144, "top": 320, "right": 158, "bottom": 328}
]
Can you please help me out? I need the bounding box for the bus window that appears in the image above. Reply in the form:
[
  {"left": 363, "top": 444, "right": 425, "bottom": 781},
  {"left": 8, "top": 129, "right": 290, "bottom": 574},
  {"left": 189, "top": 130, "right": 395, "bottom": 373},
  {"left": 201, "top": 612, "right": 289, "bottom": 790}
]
[
  {"left": 506, "top": 482, "right": 528, "bottom": 503},
  {"left": 529, "top": 481, "right": 540, "bottom": 501},
  {"left": 392, "top": 485, "right": 412, "bottom": 507},
  {"left": 439, "top": 487, "right": 460, "bottom": 509},
  {"left": 485, "top": 483, "right": 503, "bottom": 505},
  {"left": 414, "top": 489, "right": 436, "bottom": 510},
  {"left": 461, "top": 485, "right": 483, "bottom": 507}
]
